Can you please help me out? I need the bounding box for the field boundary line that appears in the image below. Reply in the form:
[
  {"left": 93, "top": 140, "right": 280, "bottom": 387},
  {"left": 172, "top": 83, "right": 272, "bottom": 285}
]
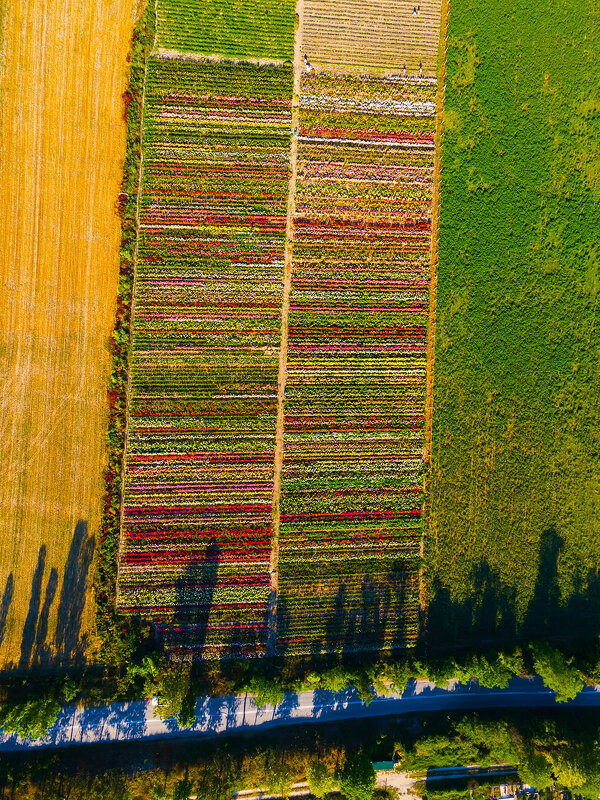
[
  {"left": 267, "top": 0, "right": 303, "bottom": 656},
  {"left": 116, "top": 1, "right": 159, "bottom": 604},
  {"left": 420, "top": 0, "right": 450, "bottom": 622}
]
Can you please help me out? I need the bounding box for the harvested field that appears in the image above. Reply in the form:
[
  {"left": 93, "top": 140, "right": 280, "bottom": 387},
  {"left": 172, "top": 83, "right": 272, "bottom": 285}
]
[
  {"left": 0, "top": 0, "right": 139, "bottom": 668},
  {"left": 302, "top": 0, "right": 442, "bottom": 75}
]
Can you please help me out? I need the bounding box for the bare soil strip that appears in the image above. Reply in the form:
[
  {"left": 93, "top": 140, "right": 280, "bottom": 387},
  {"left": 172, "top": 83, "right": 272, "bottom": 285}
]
[
  {"left": 0, "top": 0, "right": 138, "bottom": 668},
  {"left": 420, "top": 0, "right": 450, "bottom": 615},
  {"left": 267, "top": 1, "right": 304, "bottom": 654},
  {"left": 154, "top": 47, "right": 286, "bottom": 67}
]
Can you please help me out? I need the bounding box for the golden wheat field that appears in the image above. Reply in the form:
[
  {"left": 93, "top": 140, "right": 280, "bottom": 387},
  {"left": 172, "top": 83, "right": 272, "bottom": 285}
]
[
  {"left": 0, "top": 0, "right": 140, "bottom": 669},
  {"left": 302, "top": 0, "right": 442, "bottom": 74}
]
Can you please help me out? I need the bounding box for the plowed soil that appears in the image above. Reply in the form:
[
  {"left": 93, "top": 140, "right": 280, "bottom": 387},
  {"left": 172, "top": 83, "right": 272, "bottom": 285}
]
[{"left": 0, "top": 0, "right": 140, "bottom": 668}]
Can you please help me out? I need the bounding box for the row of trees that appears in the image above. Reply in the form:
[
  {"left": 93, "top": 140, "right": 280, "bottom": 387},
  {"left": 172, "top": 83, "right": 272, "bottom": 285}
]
[
  {"left": 3, "top": 708, "right": 600, "bottom": 798},
  {"left": 0, "top": 640, "right": 588, "bottom": 741}
]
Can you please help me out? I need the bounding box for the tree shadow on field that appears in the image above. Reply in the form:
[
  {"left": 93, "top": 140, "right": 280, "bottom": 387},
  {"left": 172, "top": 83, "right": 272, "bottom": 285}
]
[
  {"left": 19, "top": 546, "right": 47, "bottom": 668},
  {"left": 11, "top": 520, "right": 95, "bottom": 670},
  {"left": 54, "top": 520, "right": 95, "bottom": 663},
  {"left": 424, "top": 528, "right": 600, "bottom": 650},
  {"left": 172, "top": 539, "right": 221, "bottom": 657},
  {"left": 32, "top": 568, "right": 59, "bottom": 666},
  {"left": 0, "top": 573, "right": 14, "bottom": 651}
]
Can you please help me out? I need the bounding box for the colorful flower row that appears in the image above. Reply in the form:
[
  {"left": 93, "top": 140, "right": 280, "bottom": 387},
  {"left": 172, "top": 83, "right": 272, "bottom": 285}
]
[
  {"left": 276, "top": 72, "right": 436, "bottom": 656},
  {"left": 116, "top": 58, "right": 293, "bottom": 658}
]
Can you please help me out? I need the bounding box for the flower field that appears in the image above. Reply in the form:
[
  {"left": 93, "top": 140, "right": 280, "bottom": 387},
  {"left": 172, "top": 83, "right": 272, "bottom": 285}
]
[
  {"left": 276, "top": 72, "right": 437, "bottom": 655},
  {"left": 116, "top": 57, "right": 293, "bottom": 658}
]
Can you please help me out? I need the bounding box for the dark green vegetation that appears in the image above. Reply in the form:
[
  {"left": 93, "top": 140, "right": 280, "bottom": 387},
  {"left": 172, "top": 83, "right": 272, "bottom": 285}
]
[
  {"left": 428, "top": 0, "right": 600, "bottom": 644},
  {"left": 402, "top": 710, "right": 600, "bottom": 796},
  {"left": 0, "top": 640, "right": 592, "bottom": 742},
  {"left": 4, "top": 709, "right": 600, "bottom": 799},
  {"left": 93, "top": 0, "right": 157, "bottom": 678},
  {"left": 156, "top": 0, "right": 295, "bottom": 60}
]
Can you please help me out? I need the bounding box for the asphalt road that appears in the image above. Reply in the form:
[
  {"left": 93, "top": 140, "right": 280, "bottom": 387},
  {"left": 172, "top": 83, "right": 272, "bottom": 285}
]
[{"left": 1, "top": 677, "right": 599, "bottom": 752}]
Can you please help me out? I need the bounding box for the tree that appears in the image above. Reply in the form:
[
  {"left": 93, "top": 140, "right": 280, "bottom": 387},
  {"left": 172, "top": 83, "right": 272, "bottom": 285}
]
[
  {"left": 465, "top": 649, "right": 524, "bottom": 689},
  {"left": 530, "top": 642, "right": 584, "bottom": 702},
  {"left": 339, "top": 750, "right": 376, "bottom": 800},
  {"left": 150, "top": 783, "right": 170, "bottom": 800},
  {"left": 155, "top": 660, "right": 192, "bottom": 721},
  {"left": 246, "top": 675, "right": 285, "bottom": 708},
  {"left": 320, "top": 665, "right": 352, "bottom": 692},
  {"left": 266, "top": 760, "right": 295, "bottom": 798},
  {"left": 177, "top": 689, "right": 197, "bottom": 728},
  {"left": 517, "top": 747, "right": 554, "bottom": 789},
  {"left": 62, "top": 675, "right": 79, "bottom": 703},
  {"left": 380, "top": 660, "right": 412, "bottom": 695},
  {"left": 307, "top": 761, "right": 337, "bottom": 798},
  {"left": 173, "top": 776, "right": 194, "bottom": 800},
  {"left": 0, "top": 684, "right": 62, "bottom": 741}
]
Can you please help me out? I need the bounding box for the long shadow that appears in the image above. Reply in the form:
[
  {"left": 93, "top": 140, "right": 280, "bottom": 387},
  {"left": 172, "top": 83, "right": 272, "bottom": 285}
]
[
  {"left": 32, "top": 568, "right": 59, "bottom": 666},
  {"left": 0, "top": 573, "right": 14, "bottom": 651},
  {"left": 172, "top": 539, "right": 221, "bottom": 656},
  {"left": 424, "top": 527, "right": 600, "bottom": 650},
  {"left": 522, "top": 528, "right": 564, "bottom": 638},
  {"left": 55, "top": 520, "right": 95, "bottom": 663},
  {"left": 320, "top": 573, "right": 395, "bottom": 657},
  {"left": 19, "top": 546, "right": 47, "bottom": 669}
]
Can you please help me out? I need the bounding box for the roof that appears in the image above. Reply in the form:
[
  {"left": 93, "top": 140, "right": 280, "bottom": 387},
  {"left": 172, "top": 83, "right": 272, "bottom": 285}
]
[{"left": 372, "top": 761, "right": 396, "bottom": 771}]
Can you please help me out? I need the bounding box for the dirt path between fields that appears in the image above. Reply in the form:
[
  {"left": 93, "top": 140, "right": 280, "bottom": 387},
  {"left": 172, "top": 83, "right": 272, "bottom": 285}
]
[
  {"left": 420, "top": 0, "right": 450, "bottom": 615},
  {"left": 267, "top": 0, "right": 304, "bottom": 655}
]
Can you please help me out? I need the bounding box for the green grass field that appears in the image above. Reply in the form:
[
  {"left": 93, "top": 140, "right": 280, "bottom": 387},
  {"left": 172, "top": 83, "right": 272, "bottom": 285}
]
[
  {"left": 156, "top": 0, "right": 295, "bottom": 60},
  {"left": 427, "top": 0, "right": 600, "bottom": 645}
]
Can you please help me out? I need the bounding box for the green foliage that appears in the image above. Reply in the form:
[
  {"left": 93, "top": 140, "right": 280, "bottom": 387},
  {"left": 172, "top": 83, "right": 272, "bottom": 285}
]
[
  {"left": 0, "top": 686, "right": 61, "bottom": 742},
  {"left": 517, "top": 747, "right": 554, "bottom": 789},
  {"left": 307, "top": 761, "right": 338, "bottom": 798},
  {"left": 320, "top": 665, "right": 353, "bottom": 693},
  {"left": 172, "top": 776, "right": 194, "bottom": 800},
  {"left": 177, "top": 690, "right": 197, "bottom": 729},
  {"left": 155, "top": 661, "right": 192, "bottom": 721},
  {"left": 428, "top": 0, "right": 600, "bottom": 648},
  {"left": 530, "top": 642, "right": 584, "bottom": 702},
  {"left": 339, "top": 750, "right": 376, "bottom": 800},
  {"left": 157, "top": 0, "right": 295, "bottom": 60},
  {"left": 62, "top": 676, "right": 79, "bottom": 703},
  {"left": 150, "top": 784, "right": 170, "bottom": 800},
  {"left": 246, "top": 674, "right": 285, "bottom": 708},
  {"left": 458, "top": 649, "right": 524, "bottom": 689}
]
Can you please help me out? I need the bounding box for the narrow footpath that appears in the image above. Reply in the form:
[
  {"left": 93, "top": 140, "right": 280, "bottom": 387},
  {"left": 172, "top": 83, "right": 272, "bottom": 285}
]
[{"left": 2, "top": 677, "right": 600, "bottom": 753}]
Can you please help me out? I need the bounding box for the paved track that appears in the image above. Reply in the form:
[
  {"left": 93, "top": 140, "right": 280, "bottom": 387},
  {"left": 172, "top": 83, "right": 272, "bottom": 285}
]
[{"left": 1, "top": 677, "right": 599, "bottom": 752}]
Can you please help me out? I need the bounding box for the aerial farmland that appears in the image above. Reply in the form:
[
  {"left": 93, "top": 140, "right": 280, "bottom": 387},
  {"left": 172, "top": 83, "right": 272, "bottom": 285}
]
[{"left": 2, "top": 0, "right": 600, "bottom": 765}]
